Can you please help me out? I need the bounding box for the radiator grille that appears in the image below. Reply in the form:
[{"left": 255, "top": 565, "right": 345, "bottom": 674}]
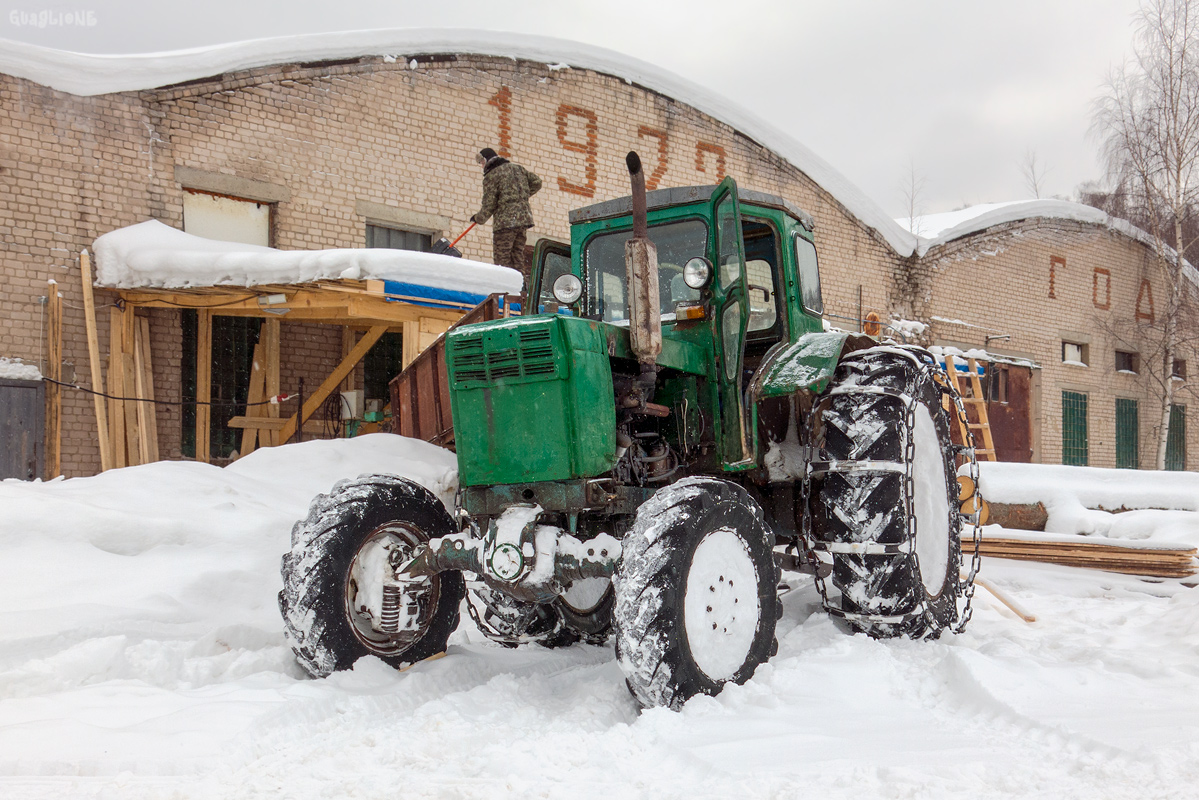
[{"left": 450, "top": 324, "right": 561, "bottom": 385}]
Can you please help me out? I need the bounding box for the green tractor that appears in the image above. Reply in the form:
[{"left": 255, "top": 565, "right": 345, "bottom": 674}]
[{"left": 280, "top": 153, "right": 981, "bottom": 709}]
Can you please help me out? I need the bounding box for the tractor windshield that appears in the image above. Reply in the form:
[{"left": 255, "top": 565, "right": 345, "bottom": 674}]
[{"left": 583, "top": 219, "right": 708, "bottom": 324}]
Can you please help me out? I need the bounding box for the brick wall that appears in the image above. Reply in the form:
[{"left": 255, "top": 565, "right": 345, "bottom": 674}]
[
  {"left": 920, "top": 220, "right": 1198, "bottom": 469},
  {"left": 0, "top": 55, "right": 901, "bottom": 476},
  {"left": 2, "top": 54, "right": 1192, "bottom": 476}
]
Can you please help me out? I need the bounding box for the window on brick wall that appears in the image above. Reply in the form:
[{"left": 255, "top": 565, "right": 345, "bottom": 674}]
[
  {"left": 1173, "top": 358, "right": 1188, "bottom": 381},
  {"left": 366, "top": 223, "right": 432, "bottom": 252},
  {"left": 362, "top": 224, "right": 430, "bottom": 398},
  {"left": 1115, "top": 350, "right": 1140, "bottom": 374},
  {"left": 1062, "top": 341, "right": 1088, "bottom": 366}
]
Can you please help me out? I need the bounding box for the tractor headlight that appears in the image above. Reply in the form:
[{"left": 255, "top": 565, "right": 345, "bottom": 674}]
[
  {"left": 552, "top": 273, "right": 583, "bottom": 305},
  {"left": 683, "top": 257, "right": 713, "bottom": 290}
]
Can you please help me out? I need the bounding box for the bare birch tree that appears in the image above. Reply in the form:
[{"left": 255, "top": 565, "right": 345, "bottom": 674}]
[
  {"left": 1021, "top": 148, "right": 1051, "bottom": 199},
  {"left": 901, "top": 160, "right": 927, "bottom": 236},
  {"left": 1094, "top": 0, "right": 1199, "bottom": 468}
]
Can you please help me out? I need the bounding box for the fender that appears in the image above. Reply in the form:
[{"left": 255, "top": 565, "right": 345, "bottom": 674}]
[{"left": 749, "top": 331, "right": 875, "bottom": 401}]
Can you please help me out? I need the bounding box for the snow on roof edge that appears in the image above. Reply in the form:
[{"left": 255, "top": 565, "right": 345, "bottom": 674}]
[
  {"left": 907, "top": 198, "right": 1199, "bottom": 285},
  {"left": 0, "top": 28, "right": 918, "bottom": 258}
]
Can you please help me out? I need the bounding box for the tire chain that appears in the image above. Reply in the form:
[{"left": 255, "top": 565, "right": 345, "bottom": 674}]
[{"left": 800, "top": 346, "right": 980, "bottom": 634}]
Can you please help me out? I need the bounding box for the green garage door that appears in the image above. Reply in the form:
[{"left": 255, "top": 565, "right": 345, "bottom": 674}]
[
  {"left": 1166, "top": 404, "right": 1186, "bottom": 471},
  {"left": 1062, "top": 391, "right": 1088, "bottom": 466},
  {"left": 1116, "top": 398, "right": 1139, "bottom": 469}
]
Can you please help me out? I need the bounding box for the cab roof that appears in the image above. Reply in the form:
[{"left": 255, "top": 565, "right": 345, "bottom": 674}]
[{"left": 567, "top": 184, "right": 816, "bottom": 232}]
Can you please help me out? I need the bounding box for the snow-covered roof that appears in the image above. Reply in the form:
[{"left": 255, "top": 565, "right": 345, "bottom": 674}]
[
  {"left": 0, "top": 29, "right": 919, "bottom": 258},
  {"left": 899, "top": 199, "right": 1199, "bottom": 285},
  {"left": 91, "top": 219, "right": 523, "bottom": 293},
  {"left": 900, "top": 199, "right": 1161, "bottom": 257}
]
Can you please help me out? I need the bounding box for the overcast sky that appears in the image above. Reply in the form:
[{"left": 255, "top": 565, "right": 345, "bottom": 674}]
[{"left": 2, "top": 0, "right": 1143, "bottom": 218}]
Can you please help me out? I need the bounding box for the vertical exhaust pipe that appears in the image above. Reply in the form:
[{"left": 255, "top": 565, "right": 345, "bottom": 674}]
[{"left": 624, "top": 151, "right": 661, "bottom": 365}]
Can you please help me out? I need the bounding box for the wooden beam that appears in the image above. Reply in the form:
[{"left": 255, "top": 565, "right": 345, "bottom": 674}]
[
  {"left": 107, "top": 307, "right": 127, "bottom": 469},
  {"left": 138, "top": 316, "right": 160, "bottom": 463},
  {"left": 278, "top": 325, "right": 387, "bottom": 444},
  {"left": 45, "top": 279, "right": 62, "bottom": 478},
  {"left": 196, "top": 310, "right": 212, "bottom": 463},
  {"left": 80, "top": 252, "right": 111, "bottom": 472}
]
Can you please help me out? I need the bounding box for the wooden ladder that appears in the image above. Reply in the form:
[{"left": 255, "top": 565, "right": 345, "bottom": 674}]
[{"left": 943, "top": 355, "right": 997, "bottom": 461}]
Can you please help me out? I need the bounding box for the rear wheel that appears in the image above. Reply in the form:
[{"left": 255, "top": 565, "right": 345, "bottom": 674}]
[
  {"left": 614, "top": 477, "right": 780, "bottom": 709},
  {"left": 809, "top": 347, "right": 963, "bottom": 638},
  {"left": 280, "top": 475, "right": 465, "bottom": 677}
]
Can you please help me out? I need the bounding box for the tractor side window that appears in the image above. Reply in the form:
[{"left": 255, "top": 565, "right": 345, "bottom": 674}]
[
  {"left": 583, "top": 219, "right": 708, "bottom": 323},
  {"left": 536, "top": 251, "right": 572, "bottom": 312},
  {"left": 742, "top": 219, "right": 781, "bottom": 335},
  {"left": 795, "top": 234, "right": 824, "bottom": 315},
  {"left": 715, "top": 195, "right": 741, "bottom": 288}
]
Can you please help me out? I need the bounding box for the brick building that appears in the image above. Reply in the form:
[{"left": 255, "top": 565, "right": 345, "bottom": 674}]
[{"left": 0, "top": 34, "right": 1192, "bottom": 476}]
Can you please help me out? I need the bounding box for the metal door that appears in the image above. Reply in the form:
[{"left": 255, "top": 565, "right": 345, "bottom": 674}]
[{"left": 0, "top": 378, "right": 45, "bottom": 480}]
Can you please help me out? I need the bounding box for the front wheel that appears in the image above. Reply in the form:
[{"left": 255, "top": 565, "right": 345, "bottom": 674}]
[
  {"left": 613, "top": 477, "right": 780, "bottom": 709},
  {"left": 279, "top": 474, "right": 466, "bottom": 677}
]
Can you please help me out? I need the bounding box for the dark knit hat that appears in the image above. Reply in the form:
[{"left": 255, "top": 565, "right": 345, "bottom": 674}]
[{"left": 479, "top": 147, "right": 498, "bottom": 161}]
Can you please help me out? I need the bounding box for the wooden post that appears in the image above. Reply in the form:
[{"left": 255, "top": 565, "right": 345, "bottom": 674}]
[
  {"left": 120, "top": 306, "right": 140, "bottom": 466},
  {"left": 138, "top": 316, "right": 160, "bottom": 462},
  {"left": 402, "top": 320, "right": 420, "bottom": 367},
  {"left": 239, "top": 341, "right": 266, "bottom": 456},
  {"left": 278, "top": 325, "right": 387, "bottom": 444},
  {"left": 133, "top": 317, "right": 159, "bottom": 463},
  {"left": 80, "top": 252, "right": 111, "bottom": 472},
  {"left": 45, "top": 279, "right": 62, "bottom": 478},
  {"left": 341, "top": 326, "right": 356, "bottom": 391},
  {"left": 196, "top": 310, "right": 212, "bottom": 463},
  {"left": 108, "top": 307, "right": 127, "bottom": 469},
  {"left": 263, "top": 318, "right": 281, "bottom": 445}
]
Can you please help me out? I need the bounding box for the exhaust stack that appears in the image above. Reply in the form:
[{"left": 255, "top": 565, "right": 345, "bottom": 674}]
[{"left": 624, "top": 151, "right": 662, "bottom": 365}]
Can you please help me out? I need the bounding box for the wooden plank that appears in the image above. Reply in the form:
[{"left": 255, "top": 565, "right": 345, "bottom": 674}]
[
  {"left": 278, "top": 325, "right": 387, "bottom": 444},
  {"left": 196, "top": 310, "right": 212, "bottom": 463},
  {"left": 45, "top": 279, "right": 62, "bottom": 478},
  {"left": 415, "top": 359, "right": 438, "bottom": 441},
  {"left": 133, "top": 317, "right": 152, "bottom": 464},
  {"left": 138, "top": 316, "right": 159, "bottom": 462},
  {"left": 121, "top": 309, "right": 140, "bottom": 466},
  {"left": 240, "top": 342, "right": 267, "bottom": 455},
  {"left": 80, "top": 252, "right": 111, "bottom": 472},
  {"left": 228, "top": 416, "right": 288, "bottom": 430},
  {"left": 108, "top": 307, "right": 127, "bottom": 469},
  {"left": 434, "top": 340, "right": 454, "bottom": 444}
]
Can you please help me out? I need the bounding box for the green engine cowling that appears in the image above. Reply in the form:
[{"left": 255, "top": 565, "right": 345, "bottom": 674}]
[{"left": 446, "top": 315, "right": 617, "bottom": 487}]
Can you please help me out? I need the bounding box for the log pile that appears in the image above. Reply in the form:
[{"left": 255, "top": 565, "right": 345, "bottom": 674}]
[{"left": 967, "top": 533, "right": 1198, "bottom": 579}]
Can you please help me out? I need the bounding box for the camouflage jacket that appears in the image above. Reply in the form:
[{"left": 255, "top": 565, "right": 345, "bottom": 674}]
[{"left": 473, "top": 158, "right": 542, "bottom": 230}]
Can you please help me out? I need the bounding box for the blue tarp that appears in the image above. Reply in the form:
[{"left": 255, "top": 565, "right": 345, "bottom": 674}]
[{"left": 382, "top": 280, "right": 492, "bottom": 310}]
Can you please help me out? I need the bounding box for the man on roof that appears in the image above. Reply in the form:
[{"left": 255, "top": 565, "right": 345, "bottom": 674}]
[{"left": 472, "top": 147, "right": 542, "bottom": 303}]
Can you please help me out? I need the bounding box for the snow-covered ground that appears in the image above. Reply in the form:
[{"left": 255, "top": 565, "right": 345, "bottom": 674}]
[{"left": 2, "top": 436, "right": 1198, "bottom": 799}]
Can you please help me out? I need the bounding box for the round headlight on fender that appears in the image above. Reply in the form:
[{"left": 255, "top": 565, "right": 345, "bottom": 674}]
[
  {"left": 683, "top": 257, "right": 713, "bottom": 290},
  {"left": 552, "top": 273, "right": 583, "bottom": 305}
]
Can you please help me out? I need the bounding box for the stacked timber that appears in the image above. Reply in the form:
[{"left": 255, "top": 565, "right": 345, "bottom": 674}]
[{"left": 965, "top": 530, "right": 1198, "bottom": 579}]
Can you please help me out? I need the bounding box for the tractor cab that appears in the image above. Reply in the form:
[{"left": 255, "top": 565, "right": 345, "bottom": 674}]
[{"left": 529, "top": 179, "right": 826, "bottom": 470}]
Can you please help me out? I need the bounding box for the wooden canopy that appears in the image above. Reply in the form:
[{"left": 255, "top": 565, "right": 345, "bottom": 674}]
[{"left": 78, "top": 254, "right": 475, "bottom": 469}]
